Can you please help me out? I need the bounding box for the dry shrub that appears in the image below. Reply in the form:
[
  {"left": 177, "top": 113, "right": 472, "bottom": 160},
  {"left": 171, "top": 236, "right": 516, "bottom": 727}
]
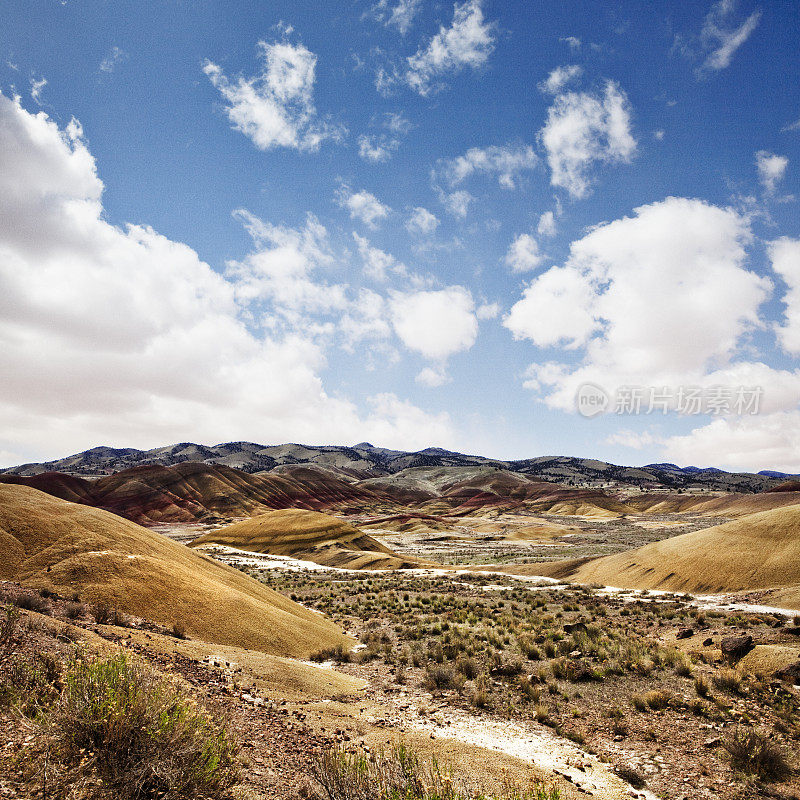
[
  {"left": 11, "top": 591, "right": 52, "bottom": 615},
  {"left": 49, "top": 652, "right": 238, "bottom": 799},
  {"left": 312, "top": 743, "right": 561, "bottom": 800},
  {"left": 722, "top": 727, "right": 792, "bottom": 781},
  {"left": 712, "top": 668, "right": 743, "bottom": 694},
  {"left": 310, "top": 644, "right": 351, "bottom": 663}
]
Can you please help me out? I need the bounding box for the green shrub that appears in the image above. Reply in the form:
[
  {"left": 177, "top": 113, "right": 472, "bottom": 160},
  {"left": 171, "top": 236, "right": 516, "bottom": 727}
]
[{"left": 50, "top": 652, "right": 238, "bottom": 799}]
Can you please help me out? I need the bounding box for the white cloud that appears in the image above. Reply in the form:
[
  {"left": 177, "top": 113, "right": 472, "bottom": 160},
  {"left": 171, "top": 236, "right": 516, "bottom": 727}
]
[
  {"left": 540, "top": 81, "right": 636, "bottom": 198},
  {"left": 438, "top": 143, "right": 538, "bottom": 189},
  {"left": 661, "top": 412, "right": 800, "bottom": 473},
  {"left": 505, "top": 233, "right": 544, "bottom": 273},
  {"left": 506, "top": 198, "right": 777, "bottom": 409},
  {"left": 203, "top": 39, "right": 343, "bottom": 152},
  {"left": 0, "top": 92, "right": 455, "bottom": 461},
  {"left": 383, "top": 111, "right": 413, "bottom": 134},
  {"left": 537, "top": 210, "right": 557, "bottom": 237},
  {"left": 476, "top": 301, "right": 500, "bottom": 320},
  {"left": 755, "top": 150, "right": 788, "bottom": 194},
  {"left": 352, "top": 232, "right": 401, "bottom": 281},
  {"left": 225, "top": 210, "right": 346, "bottom": 320},
  {"left": 416, "top": 366, "right": 450, "bottom": 387},
  {"left": 560, "top": 36, "right": 581, "bottom": 51},
  {"left": 30, "top": 77, "right": 47, "bottom": 104},
  {"left": 99, "top": 46, "right": 127, "bottom": 74},
  {"left": 406, "top": 206, "right": 440, "bottom": 235},
  {"left": 370, "top": 0, "right": 421, "bottom": 35},
  {"left": 700, "top": 0, "right": 762, "bottom": 72},
  {"left": 769, "top": 237, "right": 800, "bottom": 355},
  {"left": 653, "top": 129, "right": 665, "bottom": 141},
  {"left": 782, "top": 117, "right": 800, "bottom": 133},
  {"left": 337, "top": 185, "right": 390, "bottom": 228},
  {"left": 604, "top": 429, "right": 662, "bottom": 450},
  {"left": 339, "top": 288, "right": 392, "bottom": 348},
  {"left": 440, "top": 189, "right": 473, "bottom": 218},
  {"left": 358, "top": 134, "right": 400, "bottom": 162},
  {"left": 405, "top": 0, "right": 496, "bottom": 95},
  {"left": 390, "top": 286, "right": 478, "bottom": 360},
  {"left": 539, "top": 65, "right": 582, "bottom": 95}
]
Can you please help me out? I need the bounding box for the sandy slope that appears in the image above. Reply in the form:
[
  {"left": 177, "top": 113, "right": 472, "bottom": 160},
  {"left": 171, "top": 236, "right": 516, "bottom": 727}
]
[
  {"left": 0, "top": 483, "right": 351, "bottom": 657},
  {"left": 192, "top": 508, "right": 425, "bottom": 569},
  {"left": 548, "top": 504, "right": 800, "bottom": 608}
]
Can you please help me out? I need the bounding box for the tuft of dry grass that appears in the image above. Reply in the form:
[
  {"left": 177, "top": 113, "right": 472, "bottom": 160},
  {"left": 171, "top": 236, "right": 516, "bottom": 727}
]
[{"left": 722, "top": 727, "right": 792, "bottom": 781}]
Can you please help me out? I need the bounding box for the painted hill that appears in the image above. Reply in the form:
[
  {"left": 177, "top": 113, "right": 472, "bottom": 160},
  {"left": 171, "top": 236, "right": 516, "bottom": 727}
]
[
  {"left": 2, "top": 441, "right": 790, "bottom": 493},
  {"left": 625, "top": 489, "right": 800, "bottom": 517},
  {"left": 0, "top": 483, "right": 351, "bottom": 657},
  {"left": 545, "top": 504, "right": 800, "bottom": 609},
  {"left": 0, "top": 462, "right": 396, "bottom": 525},
  {"left": 192, "top": 508, "right": 424, "bottom": 569}
]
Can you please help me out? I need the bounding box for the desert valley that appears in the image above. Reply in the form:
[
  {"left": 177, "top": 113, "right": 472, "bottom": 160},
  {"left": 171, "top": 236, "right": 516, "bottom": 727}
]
[{"left": 2, "top": 442, "right": 800, "bottom": 800}]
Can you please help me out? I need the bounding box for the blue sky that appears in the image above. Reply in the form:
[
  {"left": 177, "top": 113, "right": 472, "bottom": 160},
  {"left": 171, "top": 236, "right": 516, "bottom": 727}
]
[{"left": 1, "top": 0, "right": 799, "bottom": 471}]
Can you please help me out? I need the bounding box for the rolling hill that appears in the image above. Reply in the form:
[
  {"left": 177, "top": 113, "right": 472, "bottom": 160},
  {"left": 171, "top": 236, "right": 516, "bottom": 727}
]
[
  {"left": 541, "top": 504, "right": 800, "bottom": 609},
  {"left": 0, "top": 483, "right": 352, "bottom": 657},
  {"left": 191, "top": 508, "right": 425, "bottom": 569},
  {"left": 0, "top": 461, "right": 397, "bottom": 525}
]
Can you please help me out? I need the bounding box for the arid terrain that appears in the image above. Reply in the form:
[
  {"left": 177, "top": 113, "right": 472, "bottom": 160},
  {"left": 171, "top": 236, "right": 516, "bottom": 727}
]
[{"left": 2, "top": 445, "right": 800, "bottom": 800}]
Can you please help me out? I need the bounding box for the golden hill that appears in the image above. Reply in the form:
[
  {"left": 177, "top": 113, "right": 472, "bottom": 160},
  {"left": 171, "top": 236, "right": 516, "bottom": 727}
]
[
  {"left": 192, "top": 508, "right": 424, "bottom": 569},
  {"left": 547, "top": 503, "right": 800, "bottom": 609},
  {"left": 0, "top": 483, "right": 351, "bottom": 657}
]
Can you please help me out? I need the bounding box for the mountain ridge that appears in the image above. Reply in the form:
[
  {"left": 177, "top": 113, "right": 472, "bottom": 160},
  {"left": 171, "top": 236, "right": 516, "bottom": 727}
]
[{"left": 2, "top": 441, "right": 793, "bottom": 493}]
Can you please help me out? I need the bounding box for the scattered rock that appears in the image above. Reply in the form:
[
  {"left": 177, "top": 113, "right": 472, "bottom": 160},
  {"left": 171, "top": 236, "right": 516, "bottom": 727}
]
[
  {"left": 676, "top": 628, "right": 694, "bottom": 640},
  {"left": 720, "top": 635, "right": 754, "bottom": 661},
  {"left": 784, "top": 626, "right": 800, "bottom": 636},
  {"left": 774, "top": 661, "right": 800, "bottom": 684},
  {"left": 702, "top": 638, "right": 713, "bottom": 646}
]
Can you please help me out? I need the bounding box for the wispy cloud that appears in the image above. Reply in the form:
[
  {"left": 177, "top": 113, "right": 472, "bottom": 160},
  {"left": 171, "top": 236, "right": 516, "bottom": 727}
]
[
  {"left": 99, "top": 46, "right": 127, "bottom": 74},
  {"left": 676, "top": 1, "right": 762, "bottom": 76},
  {"left": 368, "top": 0, "right": 421, "bottom": 35},
  {"left": 29, "top": 76, "right": 47, "bottom": 105},
  {"left": 337, "top": 185, "right": 391, "bottom": 228},
  {"left": 204, "top": 39, "right": 345, "bottom": 152},
  {"left": 404, "top": 0, "right": 496, "bottom": 95},
  {"left": 539, "top": 65, "right": 582, "bottom": 95},
  {"left": 437, "top": 143, "right": 538, "bottom": 189}
]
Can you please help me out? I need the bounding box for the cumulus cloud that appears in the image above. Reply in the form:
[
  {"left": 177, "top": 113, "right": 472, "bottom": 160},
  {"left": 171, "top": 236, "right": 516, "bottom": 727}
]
[
  {"left": 0, "top": 92, "right": 455, "bottom": 462},
  {"left": 540, "top": 81, "right": 636, "bottom": 198},
  {"left": 405, "top": 0, "right": 496, "bottom": 95},
  {"left": 390, "top": 286, "right": 478, "bottom": 361},
  {"left": 505, "top": 233, "right": 544, "bottom": 273},
  {"left": 699, "top": 0, "right": 762, "bottom": 72},
  {"left": 438, "top": 143, "right": 538, "bottom": 189},
  {"left": 660, "top": 412, "right": 800, "bottom": 473},
  {"left": 406, "top": 206, "right": 440, "bottom": 235},
  {"left": 506, "top": 197, "right": 778, "bottom": 410},
  {"left": 539, "top": 65, "right": 582, "bottom": 95},
  {"left": 203, "top": 39, "right": 343, "bottom": 152},
  {"left": 339, "top": 288, "right": 392, "bottom": 348},
  {"left": 337, "top": 185, "right": 391, "bottom": 228},
  {"left": 369, "top": 0, "right": 421, "bottom": 35},
  {"left": 755, "top": 150, "right": 788, "bottom": 194},
  {"left": 537, "top": 210, "right": 557, "bottom": 237},
  {"left": 769, "top": 237, "right": 800, "bottom": 355}
]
